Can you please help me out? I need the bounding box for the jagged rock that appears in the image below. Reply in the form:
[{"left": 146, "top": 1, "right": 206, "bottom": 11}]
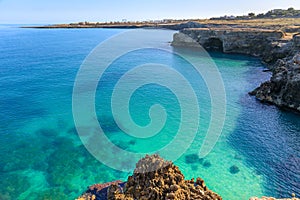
[
  {"left": 250, "top": 52, "right": 300, "bottom": 112},
  {"left": 76, "top": 181, "right": 123, "bottom": 200},
  {"left": 78, "top": 155, "right": 222, "bottom": 200},
  {"left": 107, "top": 155, "right": 222, "bottom": 200}
]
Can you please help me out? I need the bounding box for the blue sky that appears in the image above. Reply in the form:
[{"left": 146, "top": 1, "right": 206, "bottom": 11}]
[{"left": 0, "top": 0, "right": 300, "bottom": 24}]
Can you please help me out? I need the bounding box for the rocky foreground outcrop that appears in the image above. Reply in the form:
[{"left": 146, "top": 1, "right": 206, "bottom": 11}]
[
  {"left": 77, "top": 155, "right": 222, "bottom": 200},
  {"left": 172, "top": 28, "right": 300, "bottom": 113}
]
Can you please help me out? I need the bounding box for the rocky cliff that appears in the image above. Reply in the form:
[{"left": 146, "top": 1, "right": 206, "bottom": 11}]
[
  {"left": 172, "top": 28, "right": 290, "bottom": 63},
  {"left": 172, "top": 28, "right": 300, "bottom": 113},
  {"left": 77, "top": 155, "right": 222, "bottom": 200},
  {"left": 249, "top": 34, "right": 300, "bottom": 112},
  {"left": 249, "top": 51, "right": 300, "bottom": 111}
]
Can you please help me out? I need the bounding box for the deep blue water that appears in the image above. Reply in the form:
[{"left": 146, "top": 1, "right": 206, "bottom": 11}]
[{"left": 0, "top": 25, "right": 299, "bottom": 200}]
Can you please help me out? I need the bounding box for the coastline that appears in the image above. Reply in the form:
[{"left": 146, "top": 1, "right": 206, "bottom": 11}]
[
  {"left": 73, "top": 21, "right": 300, "bottom": 199},
  {"left": 20, "top": 18, "right": 300, "bottom": 31},
  {"left": 24, "top": 18, "right": 300, "bottom": 113},
  {"left": 77, "top": 155, "right": 299, "bottom": 200},
  {"left": 77, "top": 155, "right": 223, "bottom": 200},
  {"left": 22, "top": 18, "right": 300, "bottom": 199},
  {"left": 171, "top": 27, "right": 300, "bottom": 113}
]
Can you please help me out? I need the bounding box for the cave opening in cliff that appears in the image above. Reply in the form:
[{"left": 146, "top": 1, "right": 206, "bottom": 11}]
[{"left": 204, "top": 38, "right": 224, "bottom": 52}]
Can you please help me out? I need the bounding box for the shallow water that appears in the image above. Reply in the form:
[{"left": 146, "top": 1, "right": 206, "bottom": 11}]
[{"left": 0, "top": 26, "right": 299, "bottom": 200}]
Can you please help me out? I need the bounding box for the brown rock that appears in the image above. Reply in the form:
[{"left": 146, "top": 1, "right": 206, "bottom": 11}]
[{"left": 107, "top": 154, "right": 222, "bottom": 200}]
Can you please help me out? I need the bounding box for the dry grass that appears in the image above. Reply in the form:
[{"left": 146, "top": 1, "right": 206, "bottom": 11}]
[
  {"left": 95, "top": 18, "right": 300, "bottom": 28},
  {"left": 25, "top": 18, "right": 300, "bottom": 32},
  {"left": 195, "top": 18, "right": 300, "bottom": 27}
]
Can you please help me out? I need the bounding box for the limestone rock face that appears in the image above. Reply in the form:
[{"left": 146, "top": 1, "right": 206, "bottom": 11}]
[
  {"left": 172, "top": 32, "right": 201, "bottom": 47},
  {"left": 250, "top": 52, "right": 300, "bottom": 112},
  {"left": 172, "top": 28, "right": 287, "bottom": 63}
]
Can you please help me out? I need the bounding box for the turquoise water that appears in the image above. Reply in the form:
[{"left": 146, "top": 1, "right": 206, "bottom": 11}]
[{"left": 0, "top": 26, "right": 299, "bottom": 200}]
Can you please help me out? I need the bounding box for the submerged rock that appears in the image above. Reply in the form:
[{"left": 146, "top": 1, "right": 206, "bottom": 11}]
[
  {"left": 191, "top": 165, "right": 198, "bottom": 171},
  {"left": 229, "top": 165, "right": 240, "bottom": 174},
  {"left": 185, "top": 153, "right": 203, "bottom": 164},
  {"left": 77, "top": 154, "right": 222, "bottom": 200},
  {"left": 0, "top": 173, "right": 31, "bottom": 200},
  {"left": 249, "top": 196, "right": 299, "bottom": 200},
  {"left": 203, "top": 160, "right": 212, "bottom": 168}
]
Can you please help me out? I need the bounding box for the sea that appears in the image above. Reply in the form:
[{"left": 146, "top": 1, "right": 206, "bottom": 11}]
[{"left": 0, "top": 25, "right": 299, "bottom": 200}]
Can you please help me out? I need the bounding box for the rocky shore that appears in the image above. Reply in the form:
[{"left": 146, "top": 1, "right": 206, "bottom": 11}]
[
  {"left": 77, "top": 155, "right": 299, "bottom": 200},
  {"left": 77, "top": 155, "right": 222, "bottom": 200},
  {"left": 249, "top": 50, "right": 300, "bottom": 112},
  {"left": 22, "top": 17, "right": 300, "bottom": 112},
  {"left": 172, "top": 28, "right": 300, "bottom": 113}
]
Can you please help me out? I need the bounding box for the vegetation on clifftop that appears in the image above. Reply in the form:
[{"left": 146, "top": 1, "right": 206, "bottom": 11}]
[{"left": 211, "top": 8, "right": 300, "bottom": 20}]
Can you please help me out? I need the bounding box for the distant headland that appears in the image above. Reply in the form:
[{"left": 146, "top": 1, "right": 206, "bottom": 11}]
[
  {"left": 22, "top": 8, "right": 300, "bottom": 113},
  {"left": 22, "top": 8, "right": 300, "bottom": 30}
]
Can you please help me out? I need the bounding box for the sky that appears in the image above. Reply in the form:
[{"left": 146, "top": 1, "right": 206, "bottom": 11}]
[{"left": 0, "top": 0, "right": 300, "bottom": 24}]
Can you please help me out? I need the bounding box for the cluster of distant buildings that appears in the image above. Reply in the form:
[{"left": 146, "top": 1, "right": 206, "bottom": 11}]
[
  {"left": 121, "top": 19, "right": 181, "bottom": 24},
  {"left": 70, "top": 19, "right": 184, "bottom": 26}
]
